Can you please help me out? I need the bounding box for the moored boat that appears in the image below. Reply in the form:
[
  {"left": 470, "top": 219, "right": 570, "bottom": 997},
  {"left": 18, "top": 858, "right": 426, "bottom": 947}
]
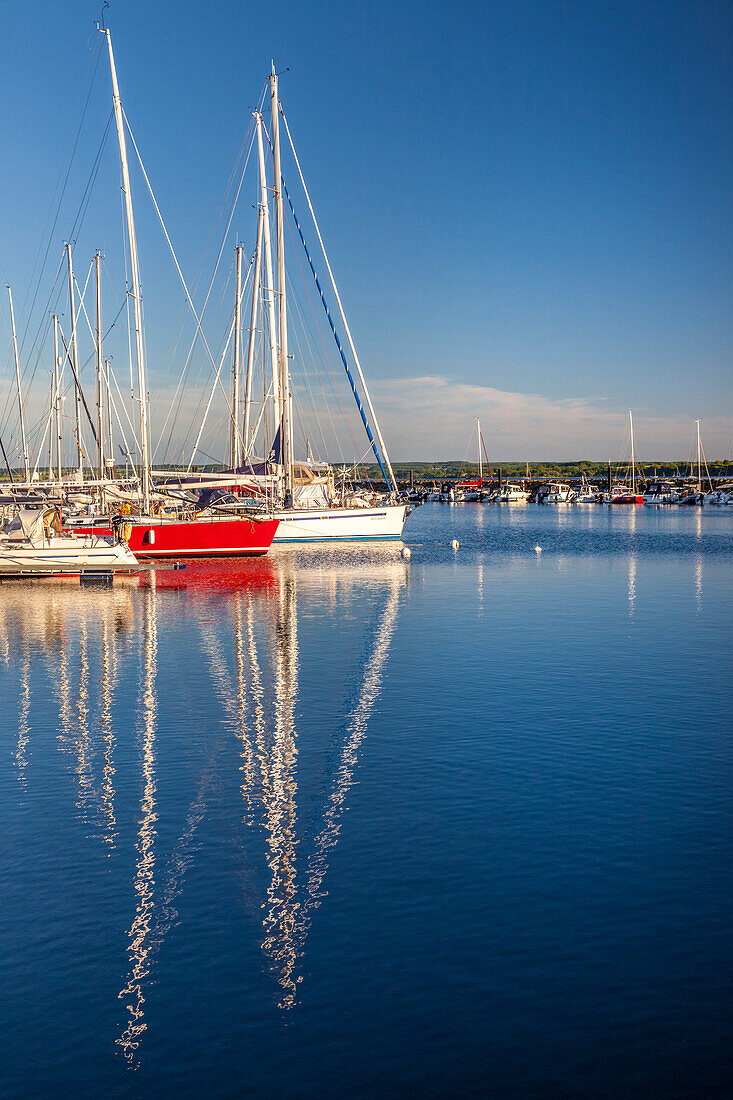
[
  {"left": 606, "top": 483, "right": 644, "bottom": 504},
  {"left": 538, "top": 482, "right": 573, "bottom": 503},
  {"left": 69, "top": 511, "right": 279, "bottom": 558},
  {"left": 0, "top": 508, "right": 138, "bottom": 576},
  {"left": 643, "top": 480, "right": 679, "bottom": 505},
  {"left": 497, "top": 482, "right": 529, "bottom": 502}
]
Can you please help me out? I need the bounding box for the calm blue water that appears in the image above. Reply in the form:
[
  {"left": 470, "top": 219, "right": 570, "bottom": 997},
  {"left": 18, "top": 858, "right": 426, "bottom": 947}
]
[{"left": 1, "top": 504, "right": 731, "bottom": 1097}]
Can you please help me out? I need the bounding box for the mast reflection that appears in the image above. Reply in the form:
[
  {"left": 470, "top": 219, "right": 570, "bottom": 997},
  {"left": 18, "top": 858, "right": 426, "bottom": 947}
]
[
  {"left": 1, "top": 546, "right": 408, "bottom": 1054},
  {"left": 16, "top": 649, "right": 30, "bottom": 792},
  {"left": 118, "top": 576, "right": 159, "bottom": 1063}
]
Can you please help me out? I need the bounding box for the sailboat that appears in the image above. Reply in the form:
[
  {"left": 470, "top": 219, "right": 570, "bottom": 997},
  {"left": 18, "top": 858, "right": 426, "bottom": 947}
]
[
  {"left": 677, "top": 420, "right": 706, "bottom": 505},
  {"left": 158, "top": 72, "right": 409, "bottom": 541},
  {"left": 606, "top": 410, "right": 643, "bottom": 504},
  {"left": 60, "top": 28, "right": 280, "bottom": 558},
  {"left": 0, "top": 506, "right": 138, "bottom": 576},
  {"left": 450, "top": 419, "right": 490, "bottom": 502}
]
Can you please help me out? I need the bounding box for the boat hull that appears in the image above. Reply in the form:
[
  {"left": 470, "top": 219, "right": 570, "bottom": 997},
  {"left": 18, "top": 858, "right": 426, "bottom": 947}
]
[
  {"left": 609, "top": 495, "right": 644, "bottom": 504},
  {"left": 70, "top": 516, "right": 279, "bottom": 558},
  {"left": 272, "top": 503, "right": 409, "bottom": 542},
  {"left": 0, "top": 539, "right": 138, "bottom": 576}
]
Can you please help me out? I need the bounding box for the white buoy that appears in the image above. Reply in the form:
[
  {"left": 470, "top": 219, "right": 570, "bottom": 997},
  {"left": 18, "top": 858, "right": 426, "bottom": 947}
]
[
  {"left": 451, "top": 539, "right": 460, "bottom": 550},
  {"left": 534, "top": 543, "right": 542, "bottom": 553},
  {"left": 401, "top": 545, "right": 412, "bottom": 559}
]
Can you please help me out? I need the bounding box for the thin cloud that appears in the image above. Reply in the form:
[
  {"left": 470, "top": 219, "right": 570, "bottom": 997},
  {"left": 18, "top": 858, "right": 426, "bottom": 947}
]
[{"left": 371, "top": 376, "right": 733, "bottom": 461}]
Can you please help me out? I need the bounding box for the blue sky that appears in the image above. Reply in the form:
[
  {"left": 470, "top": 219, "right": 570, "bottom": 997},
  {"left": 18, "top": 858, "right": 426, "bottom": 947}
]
[{"left": 0, "top": 0, "right": 731, "bottom": 461}]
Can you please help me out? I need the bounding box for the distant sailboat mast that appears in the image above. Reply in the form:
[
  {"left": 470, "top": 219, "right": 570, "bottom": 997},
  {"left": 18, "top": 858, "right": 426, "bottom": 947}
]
[{"left": 477, "top": 418, "right": 483, "bottom": 483}]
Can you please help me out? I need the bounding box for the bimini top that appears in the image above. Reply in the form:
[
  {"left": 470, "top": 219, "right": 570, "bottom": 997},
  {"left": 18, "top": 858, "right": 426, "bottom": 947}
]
[{"left": 4, "top": 508, "right": 60, "bottom": 542}]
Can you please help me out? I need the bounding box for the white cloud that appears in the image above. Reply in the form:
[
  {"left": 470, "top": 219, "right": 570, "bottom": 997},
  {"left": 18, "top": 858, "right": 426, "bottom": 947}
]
[{"left": 370, "top": 376, "right": 733, "bottom": 461}]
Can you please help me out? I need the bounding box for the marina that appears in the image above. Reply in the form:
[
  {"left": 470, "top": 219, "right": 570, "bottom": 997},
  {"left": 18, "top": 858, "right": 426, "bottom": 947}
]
[{"left": 1, "top": 4, "right": 731, "bottom": 1096}]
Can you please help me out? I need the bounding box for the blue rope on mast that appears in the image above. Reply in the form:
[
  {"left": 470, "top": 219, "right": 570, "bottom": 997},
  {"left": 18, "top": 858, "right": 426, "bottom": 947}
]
[{"left": 280, "top": 175, "right": 391, "bottom": 488}]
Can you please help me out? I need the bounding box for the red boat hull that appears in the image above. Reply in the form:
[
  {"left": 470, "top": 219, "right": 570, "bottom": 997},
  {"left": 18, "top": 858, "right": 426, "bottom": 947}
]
[
  {"left": 69, "top": 516, "right": 279, "bottom": 558},
  {"left": 609, "top": 495, "right": 644, "bottom": 505}
]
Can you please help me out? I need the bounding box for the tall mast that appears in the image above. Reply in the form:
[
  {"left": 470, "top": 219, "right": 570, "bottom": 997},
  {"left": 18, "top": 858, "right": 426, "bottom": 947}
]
[
  {"left": 95, "top": 252, "right": 105, "bottom": 481},
  {"left": 244, "top": 205, "right": 264, "bottom": 459},
  {"left": 105, "top": 357, "right": 114, "bottom": 477},
  {"left": 65, "top": 244, "right": 83, "bottom": 479},
  {"left": 7, "top": 286, "right": 29, "bottom": 482},
  {"left": 104, "top": 27, "right": 150, "bottom": 511},
  {"left": 230, "top": 245, "right": 244, "bottom": 468},
  {"left": 53, "top": 315, "right": 63, "bottom": 480},
  {"left": 255, "top": 114, "right": 281, "bottom": 462},
  {"left": 696, "top": 419, "right": 701, "bottom": 487},
  {"left": 477, "top": 417, "right": 482, "bottom": 483},
  {"left": 46, "top": 360, "right": 55, "bottom": 482},
  {"left": 629, "top": 409, "right": 635, "bottom": 493},
  {"left": 269, "top": 65, "right": 293, "bottom": 503}
]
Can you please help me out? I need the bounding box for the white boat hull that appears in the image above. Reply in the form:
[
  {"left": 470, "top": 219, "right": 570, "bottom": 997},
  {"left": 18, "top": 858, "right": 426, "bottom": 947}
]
[
  {"left": 272, "top": 503, "right": 409, "bottom": 542},
  {"left": 0, "top": 538, "right": 138, "bottom": 576}
]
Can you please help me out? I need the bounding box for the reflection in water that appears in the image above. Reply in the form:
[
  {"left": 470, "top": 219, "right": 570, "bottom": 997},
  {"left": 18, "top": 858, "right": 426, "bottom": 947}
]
[
  {"left": 261, "top": 570, "right": 300, "bottom": 1008},
  {"left": 99, "top": 615, "right": 118, "bottom": 848},
  {"left": 694, "top": 511, "right": 703, "bottom": 612},
  {"left": 118, "top": 579, "right": 158, "bottom": 1064},
  {"left": 628, "top": 555, "right": 637, "bottom": 619},
  {"left": 0, "top": 547, "right": 408, "bottom": 1055},
  {"left": 75, "top": 618, "right": 98, "bottom": 820},
  {"left": 297, "top": 572, "right": 403, "bottom": 950},
  {"left": 16, "top": 651, "right": 30, "bottom": 792}
]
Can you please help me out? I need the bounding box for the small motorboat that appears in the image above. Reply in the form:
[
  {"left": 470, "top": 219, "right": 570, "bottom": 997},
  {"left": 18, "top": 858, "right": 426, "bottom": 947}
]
[
  {"left": 573, "top": 482, "right": 602, "bottom": 503},
  {"left": 497, "top": 482, "right": 529, "bottom": 502},
  {"left": 539, "top": 482, "right": 573, "bottom": 503},
  {"left": 643, "top": 481, "right": 680, "bottom": 505},
  {"left": 605, "top": 483, "right": 644, "bottom": 504},
  {"left": 0, "top": 508, "right": 139, "bottom": 576}
]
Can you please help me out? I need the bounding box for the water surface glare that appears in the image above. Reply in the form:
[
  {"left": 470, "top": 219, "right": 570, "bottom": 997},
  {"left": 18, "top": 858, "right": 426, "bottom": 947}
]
[{"left": 1, "top": 504, "right": 731, "bottom": 1097}]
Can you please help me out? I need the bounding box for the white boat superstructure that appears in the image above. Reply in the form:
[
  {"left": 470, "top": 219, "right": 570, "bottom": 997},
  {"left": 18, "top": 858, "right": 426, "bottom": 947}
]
[
  {"left": 540, "top": 482, "right": 573, "bottom": 503},
  {"left": 497, "top": 482, "right": 529, "bottom": 502},
  {"left": 705, "top": 486, "right": 733, "bottom": 505},
  {"left": 0, "top": 508, "right": 138, "bottom": 576},
  {"left": 643, "top": 481, "right": 679, "bottom": 505},
  {"left": 573, "top": 482, "right": 602, "bottom": 503}
]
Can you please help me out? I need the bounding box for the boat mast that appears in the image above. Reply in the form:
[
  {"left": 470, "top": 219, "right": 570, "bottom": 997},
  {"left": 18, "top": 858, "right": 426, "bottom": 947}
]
[
  {"left": 104, "top": 27, "right": 151, "bottom": 512},
  {"left": 230, "top": 244, "right": 244, "bottom": 468},
  {"left": 243, "top": 205, "right": 264, "bottom": 459},
  {"left": 65, "top": 244, "right": 83, "bottom": 479},
  {"left": 696, "top": 419, "right": 701, "bottom": 488},
  {"left": 629, "top": 408, "right": 635, "bottom": 494},
  {"left": 95, "top": 252, "right": 105, "bottom": 482},
  {"left": 255, "top": 114, "right": 281, "bottom": 464},
  {"left": 105, "top": 357, "right": 114, "bottom": 477},
  {"left": 477, "top": 417, "right": 482, "bottom": 483},
  {"left": 269, "top": 65, "right": 293, "bottom": 503},
  {"left": 53, "top": 315, "right": 63, "bottom": 480},
  {"left": 7, "top": 286, "right": 29, "bottom": 482}
]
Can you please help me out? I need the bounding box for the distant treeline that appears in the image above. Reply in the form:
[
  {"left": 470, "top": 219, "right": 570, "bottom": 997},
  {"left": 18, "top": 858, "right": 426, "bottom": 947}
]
[{"left": 361, "top": 459, "right": 733, "bottom": 483}]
